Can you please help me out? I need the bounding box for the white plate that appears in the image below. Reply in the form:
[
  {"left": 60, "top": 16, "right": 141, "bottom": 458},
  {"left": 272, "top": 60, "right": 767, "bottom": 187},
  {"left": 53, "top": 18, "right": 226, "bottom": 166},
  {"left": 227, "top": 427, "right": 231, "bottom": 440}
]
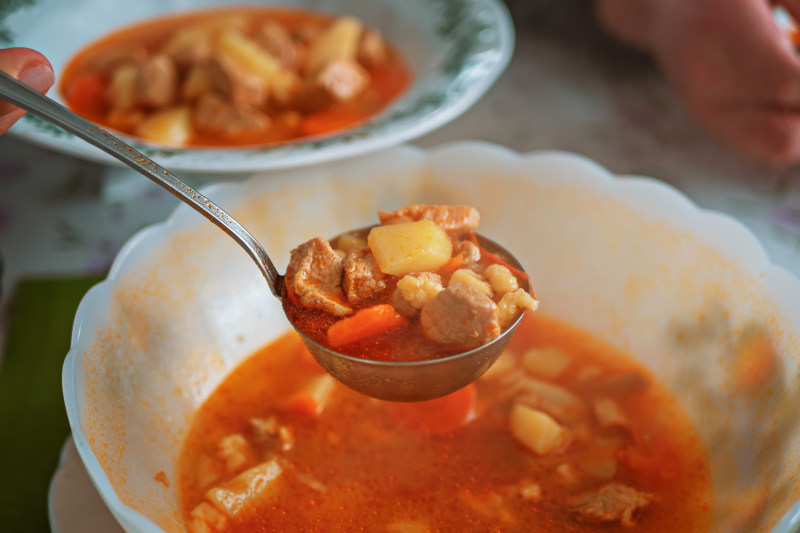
[{"left": 3, "top": 0, "right": 513, "bottom": 172}]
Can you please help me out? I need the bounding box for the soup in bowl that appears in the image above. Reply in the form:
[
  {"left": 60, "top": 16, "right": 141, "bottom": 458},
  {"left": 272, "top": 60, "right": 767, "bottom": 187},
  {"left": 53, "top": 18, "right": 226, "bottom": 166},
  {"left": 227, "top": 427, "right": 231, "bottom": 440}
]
[{"left": 63, "top": 143, "right": 800, "bottom": 532}]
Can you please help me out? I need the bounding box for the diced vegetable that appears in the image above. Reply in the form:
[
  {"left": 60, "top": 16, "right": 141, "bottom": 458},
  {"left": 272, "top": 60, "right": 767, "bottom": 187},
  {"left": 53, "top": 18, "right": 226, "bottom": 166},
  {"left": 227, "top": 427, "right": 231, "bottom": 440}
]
[
  {"left": 593, "top": 397, "right": 628, "bottom": 429},
  {"left": 282, "top": 374, "right": 337, "bottom": 417},
  {"left": 334, "top": 233, "right": 367, "bottom": 253},
  {"left": 479, "top": 349, "right": 516, "bottom": 381},
  {"left": 216, "top": 29, "right": 299, "bottom": 103},
  {"left": 388, "top": 384, "right": 476, "bottom": 434},
  {"left": 396, "top": 272, "right": 443, "bottom": 310},
  {"left": 107, "top": 64, "right": 138, "bottom": 110},
  {"left": 509, "top": 403, "right": 570, "bottom": 455},
  {"left": 327, "top": 304, "right": 407, "bottom": 347},
  {"left": 217, "top": 434, "right": 251, "bottom": 474},
  {"left": 522, "top": 346, "right": 570, "bottom": 380},
  {"left": 304, "top": 16, "right": 363, "bottom": 74},
  {"left": 135, "top": 106, "right": 191, "bottom": 145},
  {"left": 181, "top": 63, "right": 211, "bottom": 100},
  {"left": 205, "top": 458, "right": 284, "bottom": 517},
  {"left": 67, "top": 73, "right": 108, "bottom": 113},
  {"left": 368, "top": 220, "right": 453, "bottom": 276}
]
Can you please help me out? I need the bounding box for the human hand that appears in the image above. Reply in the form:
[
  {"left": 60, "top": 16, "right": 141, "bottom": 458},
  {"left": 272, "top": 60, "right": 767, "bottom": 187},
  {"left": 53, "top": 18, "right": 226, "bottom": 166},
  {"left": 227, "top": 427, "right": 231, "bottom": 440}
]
[
  {"left": 598, "top": 0, "right": 800, "bottom": 164},
  {"left": 0, "top": 47, "right": 55, "bottom": 134}
]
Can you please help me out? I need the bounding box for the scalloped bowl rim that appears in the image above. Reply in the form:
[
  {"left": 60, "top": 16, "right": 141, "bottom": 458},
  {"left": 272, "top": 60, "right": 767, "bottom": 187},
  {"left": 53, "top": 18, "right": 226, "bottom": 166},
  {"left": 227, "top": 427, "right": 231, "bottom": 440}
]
[{"left": 62, "top": 141, "right": 800, "bottom": 532}]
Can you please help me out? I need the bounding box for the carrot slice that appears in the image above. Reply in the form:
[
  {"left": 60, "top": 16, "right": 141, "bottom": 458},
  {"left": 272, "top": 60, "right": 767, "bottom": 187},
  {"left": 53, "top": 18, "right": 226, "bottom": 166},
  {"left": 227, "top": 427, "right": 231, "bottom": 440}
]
[
  {"left": 388, "top": 384, "right": 477, "bottom": 434},
  {"left": 327, "top": 304, "right": 407, "bottom": 347},
  {"left": 67, "top": 73, "right": 108, "bottom": 114},
  {"left": 437, "top": 253, "right": 463, "bottom": 278},
  {"left": 468, "top": 232, "right": 532, "bottom": 286},
  {"left": 301, "top": 107, "right": 368, "bottom": 137}
]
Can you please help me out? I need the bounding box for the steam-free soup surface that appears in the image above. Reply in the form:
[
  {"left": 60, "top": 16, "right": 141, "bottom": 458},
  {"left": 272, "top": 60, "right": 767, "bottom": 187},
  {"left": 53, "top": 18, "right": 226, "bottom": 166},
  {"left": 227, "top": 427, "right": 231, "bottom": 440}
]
[
  {"left": 60, "top": 7, "right": 410, "bottom": 147},
  {"left": 178, "top": 314, "right": 712, "bottom": 532}
]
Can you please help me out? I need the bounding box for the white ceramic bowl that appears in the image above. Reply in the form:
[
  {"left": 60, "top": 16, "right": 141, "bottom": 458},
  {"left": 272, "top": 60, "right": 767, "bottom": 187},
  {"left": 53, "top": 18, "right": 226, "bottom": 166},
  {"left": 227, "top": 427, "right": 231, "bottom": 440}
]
[
  {"left": 3, "top": 0, "right": 513, "bottom": 172},
  {"left": 63, "top": 143, "right": 800, "bottom": 532}
]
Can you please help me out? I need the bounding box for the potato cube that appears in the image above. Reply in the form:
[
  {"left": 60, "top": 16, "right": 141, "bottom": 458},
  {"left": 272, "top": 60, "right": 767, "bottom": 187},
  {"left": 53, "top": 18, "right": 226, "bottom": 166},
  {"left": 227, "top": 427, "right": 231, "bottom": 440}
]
[
  {"left": 522, "top": 346, "right": 570, "bottom": 380},
  {"left": 448, "top": 268, "right": 492, "bottom": 297},
  {"left": 368, "top": 220, "right": 452, "bottom": 276},
  {"left": 509, "top": 403, "right": 569, "bottom": 455},
  {"left": 107, "top": 64, "right": 138, "bottom": 110},
  {"left": 135, "top": 106, "right": 191, "bottom": 146},
  {"left": 305, "top": 16, "right": 363, "bottom": 74},
  {"left": 216, "top": 29, "right": 299, "bottom": 104}
]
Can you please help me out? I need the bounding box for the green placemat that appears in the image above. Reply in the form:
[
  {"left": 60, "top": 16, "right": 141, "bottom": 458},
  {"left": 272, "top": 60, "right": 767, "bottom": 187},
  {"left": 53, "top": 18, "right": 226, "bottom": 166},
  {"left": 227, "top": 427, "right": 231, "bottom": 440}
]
[{"left": 0, "top": 276, "right": 103, "bottom": 533}]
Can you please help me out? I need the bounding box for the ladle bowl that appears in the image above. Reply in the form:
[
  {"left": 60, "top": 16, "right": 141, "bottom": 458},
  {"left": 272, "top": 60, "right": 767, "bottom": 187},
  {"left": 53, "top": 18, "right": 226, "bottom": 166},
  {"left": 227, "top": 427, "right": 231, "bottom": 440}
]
[{"left": 0, "top": 70, "right": 528, "bottom": 402}]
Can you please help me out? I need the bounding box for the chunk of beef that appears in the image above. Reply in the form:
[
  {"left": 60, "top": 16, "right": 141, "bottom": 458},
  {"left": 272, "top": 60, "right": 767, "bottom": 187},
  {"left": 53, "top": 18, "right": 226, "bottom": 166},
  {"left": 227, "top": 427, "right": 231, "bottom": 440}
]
[
  {"left": 209, "top": 53, "right": 268, "bottom": 107},
  {"left": 452, "top": 240, "right": 481, "bottom": 266},
  {"left": 136, "top": 54, "right": 178, "bottom": 108},
  {"left": 378, "top": 205, "right": 480, "bottom": 237},
  {"left": 342, "top": 247, "right": 387, "bottom": 302},
  {"left": 163, "top": 27, "right": 212, "bottom": 68},
  {"left": 193, "top": 94, "right": 270, "bottom": 137},
  {"left": 420, "top": 283, "right": 500, "bottom": 347},
  {"left": 285, "top": 237, "right": 352, "bottom": 316},
  {"left": 570, "top": 483, "right": 653, "bottom": 528},
  {"left": 256, "top": 20, "right": 302, "bottom": 70}
]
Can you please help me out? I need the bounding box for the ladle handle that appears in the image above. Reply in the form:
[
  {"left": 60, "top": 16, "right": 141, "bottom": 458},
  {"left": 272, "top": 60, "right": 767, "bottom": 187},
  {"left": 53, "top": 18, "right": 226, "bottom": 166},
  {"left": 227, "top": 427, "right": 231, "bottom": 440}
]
[{"left": 0, "top": 70, "right": 283, "bottom": 297}]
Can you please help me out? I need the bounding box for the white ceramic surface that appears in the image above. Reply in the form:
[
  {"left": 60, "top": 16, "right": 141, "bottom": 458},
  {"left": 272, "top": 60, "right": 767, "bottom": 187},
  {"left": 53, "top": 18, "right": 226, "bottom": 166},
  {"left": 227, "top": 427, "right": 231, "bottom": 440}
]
[
  {"left": 62, "top": 143, "right": 800, "bottom": 532},
  {"left": 3, "top": 0, "right": 513, "bottom": 172}
]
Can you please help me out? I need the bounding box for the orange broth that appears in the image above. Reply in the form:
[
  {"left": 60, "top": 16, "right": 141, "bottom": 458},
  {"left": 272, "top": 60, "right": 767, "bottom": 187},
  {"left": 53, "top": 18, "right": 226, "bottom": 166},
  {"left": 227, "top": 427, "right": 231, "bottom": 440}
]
[
  {"left": 178, "top": 314, "right": 712, "bottom": 532},
  {"left": 59, "top": 7, "right": 411, "bottom": 147}
]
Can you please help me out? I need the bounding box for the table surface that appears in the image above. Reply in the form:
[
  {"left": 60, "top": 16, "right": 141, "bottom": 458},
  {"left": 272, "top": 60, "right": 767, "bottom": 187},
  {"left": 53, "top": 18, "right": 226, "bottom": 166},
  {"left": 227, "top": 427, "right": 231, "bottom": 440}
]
[{"left": 1, "top": 2, "right": 800, "bottom": 344}]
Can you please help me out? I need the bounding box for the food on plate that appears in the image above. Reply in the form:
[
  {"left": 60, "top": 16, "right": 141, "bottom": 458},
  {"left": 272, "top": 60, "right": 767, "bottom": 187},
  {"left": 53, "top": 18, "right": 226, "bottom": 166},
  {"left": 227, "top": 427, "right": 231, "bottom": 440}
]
[
  {"left": 178, "top": 314, "right": 713, "bottom": 532},
  {"left": 281, "top": 205, "right": 538, "bottom": 361},
  {"left": 59, "top": 7, "right": 410, "bottom": 147}
]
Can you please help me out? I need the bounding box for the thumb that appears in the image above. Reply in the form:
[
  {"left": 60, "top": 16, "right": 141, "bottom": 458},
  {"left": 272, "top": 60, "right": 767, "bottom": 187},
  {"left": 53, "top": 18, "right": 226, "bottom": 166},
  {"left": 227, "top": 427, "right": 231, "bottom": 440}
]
[{"left": 0, "top": 47, "right": 55, "bottom": 133}]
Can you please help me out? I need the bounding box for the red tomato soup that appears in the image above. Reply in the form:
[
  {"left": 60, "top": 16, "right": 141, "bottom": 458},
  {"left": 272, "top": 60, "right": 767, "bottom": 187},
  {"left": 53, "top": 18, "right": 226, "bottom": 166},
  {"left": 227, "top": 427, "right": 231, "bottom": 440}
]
[
  {"left": 178, "top": 314, "right": 712, "bottom": 532},
  {"left": 59, "top": 7, "right": 411, "bottom": 147}
]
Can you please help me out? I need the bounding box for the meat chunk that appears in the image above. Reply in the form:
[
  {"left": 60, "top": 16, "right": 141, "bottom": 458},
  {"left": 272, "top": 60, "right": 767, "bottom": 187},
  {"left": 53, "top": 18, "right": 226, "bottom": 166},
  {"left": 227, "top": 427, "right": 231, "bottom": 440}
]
[
  {"left": 377, "top": 205, "right": 480, "bottom": 237},
  {"left": 256, "top": 20, "right": 302, "bottom": 70},
  {"left": 342, "top": 247, "right": 387, "bottom": 302},
  {"left": 193, "top": 94, "right": 270, "bottom": 137},
  {"left": 420, "top": 283, "right": 500, "bottom": 347},
  {"left": 452, "top": 240, "right": 481, "bottom": 266},
  {"left": 285, "top": 237, "right": 352, "bottom": 316},
  {"left": 209, "top": 53, "right": 268, "bottom": 107},
  {"left": 136, "top": 54, "right": 178, "bottom": 108},
  {"left": 570, "top": 483, "right": 653, "bottom": 528}
]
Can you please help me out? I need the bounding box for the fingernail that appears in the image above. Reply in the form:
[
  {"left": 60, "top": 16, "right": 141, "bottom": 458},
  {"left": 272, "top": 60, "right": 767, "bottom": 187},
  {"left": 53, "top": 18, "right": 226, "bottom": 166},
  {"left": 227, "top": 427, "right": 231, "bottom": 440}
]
[{"left": 19, "top": 64, "right": 54, "bottom": 93}]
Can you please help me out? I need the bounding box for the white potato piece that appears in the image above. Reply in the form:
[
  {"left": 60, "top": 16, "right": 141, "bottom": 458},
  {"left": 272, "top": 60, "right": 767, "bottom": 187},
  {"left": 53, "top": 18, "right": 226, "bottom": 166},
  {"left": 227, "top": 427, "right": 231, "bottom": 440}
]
[
  {"left": 216, "top": 29, "right": 299, "bottom": 103},
  {"left": 509, "top": 403, "right": 570, "bottom": 455},
  {"left": 135, "top": 107, "right": 191, "bottom": 146},
  {"left": 107, "top": 64, "right": 138, "bottom": 110},
  {"left": 305, "top": 16, "right": 363, "bottom": 74},
  {"left": 368, "top": 220, "right": 453, "bottom": 276},
  {"left": 448, "top": 268, "right": 492, "bottom": 296},
  {"left": 205, "top": 458, "right": 283, "bottom": 517},
  {"left": 522, "top": 346, "right": 571, "bottom": 380}
]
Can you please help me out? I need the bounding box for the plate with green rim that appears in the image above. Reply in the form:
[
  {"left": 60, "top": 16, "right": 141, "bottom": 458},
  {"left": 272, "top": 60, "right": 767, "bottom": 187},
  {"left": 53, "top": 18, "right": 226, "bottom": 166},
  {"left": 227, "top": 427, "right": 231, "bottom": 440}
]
[{"left": 2, "top": 0, "right": 514, "bottom": 172}]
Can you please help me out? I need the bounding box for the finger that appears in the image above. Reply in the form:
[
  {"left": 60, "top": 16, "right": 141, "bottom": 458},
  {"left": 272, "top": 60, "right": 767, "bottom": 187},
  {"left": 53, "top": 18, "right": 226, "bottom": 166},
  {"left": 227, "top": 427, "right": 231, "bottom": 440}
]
[
  {"left": 694, "top": 101, "right": 800, "bottom": 163},
  {"left": 0, "top": 47, "right": 55, "bottom": 132}
]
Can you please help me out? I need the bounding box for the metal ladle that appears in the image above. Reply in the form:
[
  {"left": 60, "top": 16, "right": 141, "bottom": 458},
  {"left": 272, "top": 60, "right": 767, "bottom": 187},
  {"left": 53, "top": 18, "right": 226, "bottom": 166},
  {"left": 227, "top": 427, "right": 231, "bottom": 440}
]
[{"left": 0, "top": 70, "right": 528, "bottom": 402}]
